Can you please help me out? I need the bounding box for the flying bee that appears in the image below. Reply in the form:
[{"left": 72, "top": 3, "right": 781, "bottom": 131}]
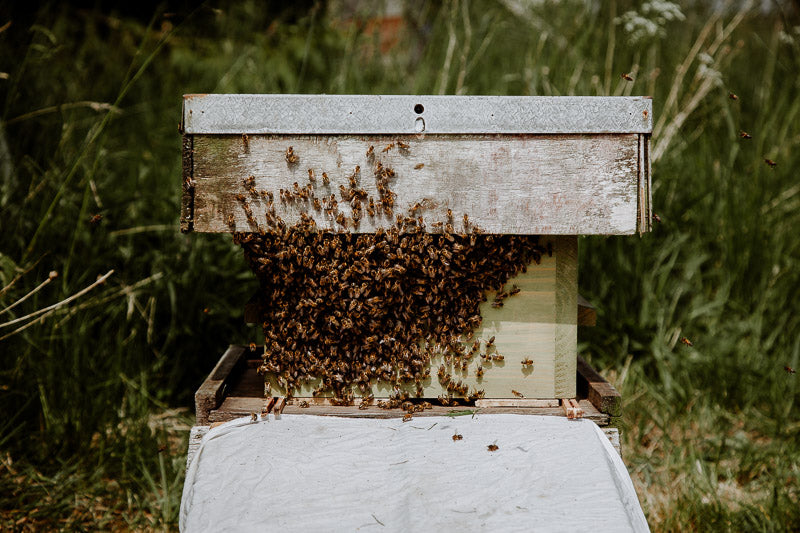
[
  {"left": 728, "top": 92, "right": 738, "bottom": 100},
  {"left": 487, "top": 444, "right": 499, "bottom": 452},
  {"left": 414, "top": 163, "right": 424, "bottom": 170},
  {"left": 511, "top": 390, "right": 524, "bottom": 398},
  {"left": 382, "top": 143, "right": 395, "bottom": 153},
  {"left": 652, "top": 213, "right": 662, "bottom": 223},
  {"left": 621, "top": 73, "right": 634, "bottom": 81},
  {"left": 764, "top": 159, "right": 776, "bottom": 168},
  {"left": 299, "top": 400, "right": 310, "bottom": 408},
  {"left": 680, "top": 336, "right": 693, "bottom": 347},
  {"left": 739, "top": 131, "right": 752, "bottom": 139},
  {"left": 89, "top": 214, "right": 103, "bottom": 225},
  {"left": 285, "top": 146, "right": 299, "bottom": 164},
  {"left": 249, "top": 342, "right": 257, "bottom": 352},
  {"left": 322, "top": 172, "right": 330, "bottom": 185},
  {"left": 452, "top": 433, "right": 463, "bottom": 441},
  {"left": 785, "top": 366, "right": 796, "bottom": 374}
]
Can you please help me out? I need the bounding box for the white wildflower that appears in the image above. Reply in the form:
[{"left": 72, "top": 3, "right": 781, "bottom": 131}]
[{"left": 615, "top": 1, "right": 686, "bottom": 45}]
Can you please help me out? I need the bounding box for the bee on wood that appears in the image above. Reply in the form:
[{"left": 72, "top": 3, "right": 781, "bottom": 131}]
[
  {"left": 285, "top": 146, "right": 299, "bottom": 164},
  {"left": 366, "top": 145, "right": 374, "bottom": 158},
  {"left": 367, "top": 197, "right": 376, "bottom": 217},
  {"left": 414, "top": 163, "right": 424, "bottom": 170},
  {"left": 764, "top": 159, "right": 776, "bottom": 168},
  {"left": 475, "top": 365, "right": 484, "bottom": 378},
  {"left": 235, "top": 193, "right": 246, "bottom": 203},
  {"left": 382, "top": 143, "right": 395, "bottom": 153},
  {"left": 511, "top": 390, "right": 524, "bottom": 398},
  {"left": 621, "top": 73, "right": 634, "bottom": 81},
  {"left": 402, "top": 413, "right": 413, "bottom": 422},
  {"left": 739, "top": 131, "right": 752, "bottom": 139},
  {"left": 322, "top": 172, "right": 330, "bottom": 185},
  {"left": 486, "top": 336, "right": 495, "bottom": 347},
  {"left": 242, "top": 133, "right": 249, "bottom": 151},
  {"left": 487, "top": 443, "right": 499, "bottom": 452},
  {"left": 226, "top": 214, "right": 235, "bottom": 228},
  {"left": 491, "top": 301, "right": 503, "bottom": 308},
  {"left": 521, "top": 358, "right": 533, "bottom": 367},
  {"left": 680, "top": 336, "right": 693, "bottom": 347},
  {"left": 784, "top": 366, "right": 796, "bottom": 374},
  {"left": 422, "top": 401, "right": 432, "bottom": 410},
  {"left": 397, "top": 141, "right": 409, "bottom": 151},
  {"left": 313, "top": 198, "right": 322, "bottom": 211},
  {"left": 308, "top": 169, "right": 315, "bottom": 182},
  {"left": 728, "top": 92, "right": 738, "bottom": 101},
  {"left": 492, "top": 354, "right": 504, "bottom": 362},
  {"left": 452, "top": 433, "right": 463, "bottom": 441},
  {"left": 299, "top": 400, "right": 310, "bottom": 408},
  {"left": 509, "top": 285, "right": 520, "bottom": 296},
  {"left": 250, "top": 413, "right": 258, "bottom": 422}
]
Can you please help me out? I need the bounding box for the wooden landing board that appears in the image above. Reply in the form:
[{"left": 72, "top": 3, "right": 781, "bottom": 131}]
[
  {"left": 251, "top": 236, "right": 576, "bottom": 400},
  {"left": 185, "top": 133, "right": 645, "bottom": 234}
]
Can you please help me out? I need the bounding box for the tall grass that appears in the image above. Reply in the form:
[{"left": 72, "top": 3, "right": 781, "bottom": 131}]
[{"left": 0, "top": 1, "right": 798, "bottom": 529}]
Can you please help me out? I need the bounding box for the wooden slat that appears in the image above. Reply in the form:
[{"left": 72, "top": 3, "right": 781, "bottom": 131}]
[
  {"left": 576, "top": 355, "right": 621, "bottom": 417},
  {"left": 553, "top": 236, "right": 577, "bottom": 397},
  {"left": 189, "top": 134, "right": 640, "bottom": 235},
  {"left": 577, "top": 294, "right": 596, "bottom": 327},
  {"left": 181, "top": 135, "right": 194, "bottom": 233},
  {"left": 195, "top": 345, "right": 247, "bottom": 425},
  {"left": 208, "top": 397, "right": 609, "bottom": 425}
]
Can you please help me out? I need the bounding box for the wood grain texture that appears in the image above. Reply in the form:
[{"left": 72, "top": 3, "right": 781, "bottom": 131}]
[
  {"left": 553, "top": 236, "right": 577, "bottom": 398},
  {"left": 576, "top": 355, "right": 621, "bottom": 416},
  {"left": 577, "top": 294, "right": 597, "bottom": 327},
  {"left": 206, "top": 397, "right": 609, "bottom": 425},
  {"left": 189, "top": 134, "right": 640, "bottom": 235},
  {"left": 181, "top": 135, "right": 194, "bottom": 233},
  {"left": 195, "top": 345, "right": 246, "bottom": 425}
]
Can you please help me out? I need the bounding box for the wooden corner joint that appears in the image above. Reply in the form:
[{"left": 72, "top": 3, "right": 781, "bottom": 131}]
[{"left": 562, "top": 398, "right": 584, "bottom": 420}]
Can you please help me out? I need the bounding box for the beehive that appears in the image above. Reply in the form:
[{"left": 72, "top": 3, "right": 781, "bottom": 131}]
[{"left": 181, "top": 94, "right": 652, "bottom": 401}]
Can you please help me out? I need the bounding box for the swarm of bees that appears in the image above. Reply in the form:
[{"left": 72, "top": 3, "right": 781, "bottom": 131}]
[{"left": 233, "top": 148, "right": 546, "bottom": 404}]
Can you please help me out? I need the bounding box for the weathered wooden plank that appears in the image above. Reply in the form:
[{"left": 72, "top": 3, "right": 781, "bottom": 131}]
[
  {"left": 553, "top": 236, "right": 577, "bottom": 398},
  {"left": 190, "top": 134, "right": 640, "bottom": 235},
  {"left": 576, "top": 355, "right": 621, "bottom": 417},
  {"left": 182, "top": 95, "right": 653, "bottom": 135},
  {"left": 181, "top": 135, "right": 194, "bottom": 233},
  {"left": 195, "top": 345, "right": 247, "bottom": 425},
  {"left": 207, "top": 397, "right": 609, "bottom": 425},
  {"left": 577, "top": 294, "right": 597, "bottom": 327}
]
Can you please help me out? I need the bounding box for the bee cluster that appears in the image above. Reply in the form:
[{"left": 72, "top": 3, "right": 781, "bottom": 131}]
[{"left": 233, "top": 145, "right": 549, "bottom": 404}]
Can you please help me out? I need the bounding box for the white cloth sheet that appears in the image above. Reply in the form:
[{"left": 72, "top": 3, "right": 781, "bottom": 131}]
[{"left": 181, "top": 414, "right": 649, "bottom": 532}]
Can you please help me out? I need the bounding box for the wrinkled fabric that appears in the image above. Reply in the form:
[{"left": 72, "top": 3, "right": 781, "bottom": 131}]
[{"left": 181, "top": 414, "right": 649, "bottom": 533}]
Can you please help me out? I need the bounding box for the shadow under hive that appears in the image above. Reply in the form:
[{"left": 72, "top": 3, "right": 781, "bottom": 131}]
[{"left": 181, "top": 94, "right": 653, "bottom": 403}]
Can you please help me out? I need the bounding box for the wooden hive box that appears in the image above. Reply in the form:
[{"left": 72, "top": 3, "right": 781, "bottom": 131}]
[{"left": 181, "top": 94, "right": 652, "bottom": 402}]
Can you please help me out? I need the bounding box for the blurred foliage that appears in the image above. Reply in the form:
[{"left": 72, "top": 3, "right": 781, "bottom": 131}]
[{"left": 0, "top": 0, "right": 798, "bottom": 529}]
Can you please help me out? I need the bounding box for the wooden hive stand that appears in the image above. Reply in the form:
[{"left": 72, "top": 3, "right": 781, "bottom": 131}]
[{"left": 181, "top": 94, "right": 650, "bottom": 464}]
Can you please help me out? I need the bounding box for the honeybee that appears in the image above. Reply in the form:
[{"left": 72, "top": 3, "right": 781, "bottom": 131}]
[
  {"left": 89, "top": 214, "right": 103, "bottom": 225},
  {"left": 728, "top": 92, "right": 738, "bottom": 100},
  {"left": 486, "top": 336, "right": 495, "bottom": 346},
  {"left": 739, "top": 131, "right": 752, "bottom": 139},
  {"left": 452, "top": 433, "right": 463, "bottom": 441},
  {"left": 491, "top": 301, "right": 503, "bottom": 308},
  {"left": 249, "top": 342, "right": 257, "bottom": 352},
  {"left": 299, "top": 400, "right": 310, "bottom": 408},
  {"left": 382, "top": 143, "right": 395, "bottom": 153},
  {"left": 322, "top": 172, "right": 330, "bottom": 185},
  {"left": 402, "top": 413, "right": 413, "bottom": 422},
  {"left": 414, "top": 163, "right": 424, "bottom": 170},
  {"left": 250, "top": 413, "right": 258, "bottom": 422},
  {"left": 652, "top": 213, "right": 662, "bottom": 223},
  {"left": 487, "top": 444, "right": 499, "bottom": 452},
  {"left": 511, "top": 390, "right": 524, "bottom": 398},
  {"left": 475, "top": 365, "right": 484, "bottom": 378},
  {"left": 785, "top": 366, "right": 796, "bottom": 374},
  {"left": 680, "top": 337, "right": 693, "bottom": 347},
  {"left": 359, "top": 401, "right": 371, "bottom": 410},
  {"left": 621, "top": 73, "right": 634, "bottom": 81},
  {"left": 285, "top": 146, "right": 299, "bottom": 164},
  {"left": 397, "top": 141, "right": 409, "bottom": 151},
  {"left": 764, "top": 159, "right": 776, "bottom": 168},
  {"left": 521, "top": 358, "right": 533, "bottom": 367},
  {"left": 308, "top": 169, "right": 315, "bottom": 182},
  {"left": 422, "top": 401, "right": 432, "bottom": 410},
  {"left": 366, "top": 145, "right": 374, "bottom": 158},
  {"left": 235, "top": 193, "right": 246, "bottom": 202},
  {"left": 242, "top": 133, "right": 249, "bottom": 150},
  {"left": 492, "top": 354, "right": 504, "bottom": 362},
  {"left": 226, "top": 214, "right": 235, "bottom": 227}
]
